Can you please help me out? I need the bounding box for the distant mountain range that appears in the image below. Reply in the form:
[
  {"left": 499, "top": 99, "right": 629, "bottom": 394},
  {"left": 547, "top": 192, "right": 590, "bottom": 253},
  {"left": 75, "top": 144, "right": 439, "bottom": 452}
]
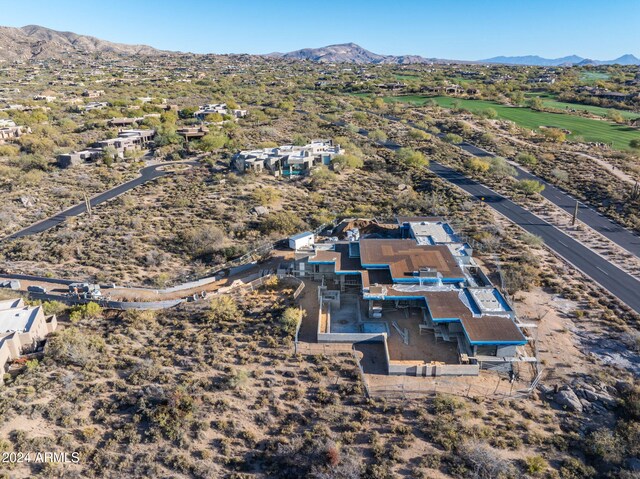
[
  {"left": 0, "top": 25, "right": 164, "bottom": 61},
  {"left": 481, "top": 54, "right": 640, "bottom": 66},
  {"left": 266, "top": 42, "right": 445, "bottom": 64},
  {"left": 0, "top": 25, "right": 638, "bottom": 67},
  {"left": 268, "top": 43, "right": 640, "bottom": 66}
]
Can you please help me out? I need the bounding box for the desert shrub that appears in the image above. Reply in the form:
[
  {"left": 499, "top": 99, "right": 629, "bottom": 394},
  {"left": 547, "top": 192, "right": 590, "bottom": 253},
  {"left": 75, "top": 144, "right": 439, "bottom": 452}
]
[
  {"left": 516, "top": 179, "right": 545, "bottom": 196},
  {"left": 45, "top": 327, "right": 106, "bottom": 366},
  {"left": 501, "top": 262, "right": 539, "bottom": 294},
  {"left": 252, "top": 186, "right": 281, "bottom": 206},
  {"left": 207, "top": 296, "right": 240, "bottom": 323},
  {"left": 260, "top": 211, "right": 307, "bottom": 236},
  {"left": 396, "top": 147, "right": 428, "bottom": 168},
  {"left": 457, "top": 440, "right": 518, "bottom": 479},
  {"left": 332, "top": 154, "right": 363, "bottom": 170},
  {"left": 223, "top": 369, "right": 249, "bottom": 390},
  {"left": 524, "top": 455, "right": 548, "bottom": 475},
  {"left": 368, "top": 129, "right": 388, "bottom": 143},
  {"left": 516, "top": 152, "right": 538, "bottom": 167},
  {"left": 69, "top": 302, "right": 103, "bottom": 323},
  {"left": 280, "top": 307, "right": 304, "bottom": 336},
  {"left": 488, "top": 157, "right": 516, "bottom": 178},
  {"left": 584, "top": 428, "right": 624, "bottom": 464},
  {"left": 432, "top": 394, "right": 465, "bottom": 414},
  {"left": 519, "top": 232, "right": 544, "bottom": 247},
  {"left": 41, "top": 300, "right": 67, "bottom": 316},
  {"left": 264, "top": 435, "right": 361, "bottom": 479},
  {"left": 177, "top": 224, "right": 225, "bottom": 259},
  {"left": 558, "top": 457, "right": 596, "bottom": 479},
  {"left": 465, "top": 157, "right": 490, "bottom": 173},
  {"left": 443, "top": 133, "right": 463, "bottom": 144}
]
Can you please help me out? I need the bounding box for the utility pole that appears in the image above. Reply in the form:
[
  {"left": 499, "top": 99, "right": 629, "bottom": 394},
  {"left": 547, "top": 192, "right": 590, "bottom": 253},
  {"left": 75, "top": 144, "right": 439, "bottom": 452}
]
[
  {"left": 572, "top": 200, "right": 579, "bottom": 226},
  {"left": 84, "top": 192, "right": 92, "bottom": 219}
]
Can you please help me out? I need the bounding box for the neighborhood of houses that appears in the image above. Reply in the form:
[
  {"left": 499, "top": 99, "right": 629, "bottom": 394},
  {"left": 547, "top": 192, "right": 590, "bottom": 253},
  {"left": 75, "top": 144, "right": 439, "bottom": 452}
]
[
  {"left": 282, "top": 217, "right": 534, "bottom": 377},
  {"left": 57, "top": 129, "right": 156, "bottom": 168},
  {"left": 0, "top": 298, "right": 57, "bottom": 385},
  {"left": 233, "top": 139, "right": 344, "bottom": 176}
]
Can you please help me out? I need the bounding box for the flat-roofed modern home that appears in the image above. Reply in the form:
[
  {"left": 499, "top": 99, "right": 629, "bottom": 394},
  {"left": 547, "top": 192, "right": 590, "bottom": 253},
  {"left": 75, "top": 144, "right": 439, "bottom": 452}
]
[
  {"left": 294, "top": 217, "right": 533, "bottom": 377},
  {"left": 233, "top": 139, "right": 344, "bottom": 176},
  {"left": 194, "top": 103, "right": 247, "bottom": 120},
  {"left": 0, "top": 298, "right": 58, "bottom": 385},
  {"left": 57, "top": 129, "right": 155, "bottom": 167}
]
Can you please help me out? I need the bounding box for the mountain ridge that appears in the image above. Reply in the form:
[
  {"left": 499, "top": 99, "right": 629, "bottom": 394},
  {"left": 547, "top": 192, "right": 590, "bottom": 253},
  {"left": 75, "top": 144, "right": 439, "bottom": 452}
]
[
  {"left": 0, "top": 25, "right": 638, "bottom": 66},
  {"left": 0, "top": 24, "right": 166, "bottom": 61},
  {"left": 481, "top": 53, "right": 640, "bottom": 66}
]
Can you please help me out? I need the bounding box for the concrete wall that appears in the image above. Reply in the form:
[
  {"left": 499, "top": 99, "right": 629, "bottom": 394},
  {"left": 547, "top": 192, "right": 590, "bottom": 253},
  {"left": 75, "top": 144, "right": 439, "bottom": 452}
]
[
  {"left": 433, "top": 364, "right": 479, "bottom": 376},
  {"left": 388, "top": 361, "right": 479, "bottom": 377},
  {"left": 496, "top": 345, "right": 517, "bottom": 357},
  {"left": 317, "top": 332, "right": 386, "bottom": 343}
]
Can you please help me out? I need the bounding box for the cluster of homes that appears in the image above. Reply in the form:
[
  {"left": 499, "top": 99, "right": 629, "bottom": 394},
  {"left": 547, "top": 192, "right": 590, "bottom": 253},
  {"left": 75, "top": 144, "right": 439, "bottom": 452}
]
[
  {"left": 0, "top": 118, "right": 30, "bottom": 144},
  {"left": 57, "top": 129, "right": 155, "bottom": 168},
  {"left": 194, "top": 103, "right": 247, "bottom": 121},
  {"left": 575, "top": 86, "right": 639, "bottom": 103},
  {"left": 0, "top": 298, "right": 57, "bottom": 385},
  {"left": 233, "top": 139, "right": 344, "bottom": 176},
  {"left": 285, "top": 217, "right": 533, "bottom": 377}
]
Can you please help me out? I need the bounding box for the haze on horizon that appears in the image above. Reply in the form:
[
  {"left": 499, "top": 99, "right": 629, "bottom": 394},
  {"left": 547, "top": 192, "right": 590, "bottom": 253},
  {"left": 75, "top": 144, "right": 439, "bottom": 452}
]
[{"left": 2, "top": 0, "right": 639, "bottom": 60}]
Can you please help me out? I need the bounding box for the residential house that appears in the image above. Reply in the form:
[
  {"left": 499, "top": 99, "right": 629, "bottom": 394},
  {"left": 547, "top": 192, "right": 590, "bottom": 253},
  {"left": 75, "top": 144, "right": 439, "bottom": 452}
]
[
  {"left": 294, "top": 217, "right": 531, "bottom": 376},
  {"left": 83, "top": 101, "right": 109, "bottom": 111},
  {"left": 58, "top": 129, "right": 155, "bottom": 168},
  {"left": 0, "top": 298, "right": 58, "bottom": 385},
  {"left": 0, "top": 120, "right": 31, "bottom": 144},
  {"left": 82, "top": 89, "right": 105, "bottom": 98},
  {"left": 194, "top": 103, "right": 247, "bottom": 120},
  {"left": 233, "top": 139, "right": 344, "bottom": 177}
]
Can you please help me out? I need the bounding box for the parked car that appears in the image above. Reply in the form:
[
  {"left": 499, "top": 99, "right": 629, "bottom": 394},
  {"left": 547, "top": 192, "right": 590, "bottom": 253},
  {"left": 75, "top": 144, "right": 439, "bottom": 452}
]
[{"left": 27, "top": 285, "right": 47, "bottom": 294}]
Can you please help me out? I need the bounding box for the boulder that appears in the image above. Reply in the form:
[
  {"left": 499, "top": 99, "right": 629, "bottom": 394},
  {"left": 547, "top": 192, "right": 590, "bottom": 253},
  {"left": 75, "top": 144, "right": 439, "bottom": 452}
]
[{"left": 555, "top": 388, "right": 583, "bottom": 413}]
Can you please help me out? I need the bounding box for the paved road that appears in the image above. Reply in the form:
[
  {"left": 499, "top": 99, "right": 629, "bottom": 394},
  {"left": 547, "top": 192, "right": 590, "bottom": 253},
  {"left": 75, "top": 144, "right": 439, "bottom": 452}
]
[
  {"left": 3, "top": 161, "right": 198, "bottom": 241},
  {"left": 454, "top": 141, "right": 640, "bottom": 257},
  {"left": 428, "top": 161, "right": 640, "bottom": 314},
  {"left": 330, "top": 113, "right": 640, "bottom": 313}
]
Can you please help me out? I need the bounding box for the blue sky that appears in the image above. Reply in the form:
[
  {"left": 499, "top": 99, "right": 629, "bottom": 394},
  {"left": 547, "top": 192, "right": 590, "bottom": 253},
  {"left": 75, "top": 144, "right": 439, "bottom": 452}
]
[{"left": 2, "top": 0, "right": 639, "bottom": 60}]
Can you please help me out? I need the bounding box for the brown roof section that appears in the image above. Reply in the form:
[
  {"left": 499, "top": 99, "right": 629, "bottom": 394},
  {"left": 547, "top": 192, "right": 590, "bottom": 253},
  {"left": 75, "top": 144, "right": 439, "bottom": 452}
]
[
  {"left": 423, "top": 291, "right": 471, "bottom": 319},
  {"left": 460, "top": 316, "right": 525, "bottom": 343},
  {"left": 309, "top": 243, "right": 369, "bottom": 286},
  {"left": 359, "top": 239, "right": 464, "bottom": 279}
]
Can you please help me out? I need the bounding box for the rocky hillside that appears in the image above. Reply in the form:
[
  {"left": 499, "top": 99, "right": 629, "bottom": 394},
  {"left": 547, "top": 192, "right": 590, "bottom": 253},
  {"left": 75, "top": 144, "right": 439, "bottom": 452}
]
[
  {"left": 268, "top": 42, "right": 438, "bottom": 64},
  {"left": 0, "top": 24, "right": 164, "bottom": 61}
]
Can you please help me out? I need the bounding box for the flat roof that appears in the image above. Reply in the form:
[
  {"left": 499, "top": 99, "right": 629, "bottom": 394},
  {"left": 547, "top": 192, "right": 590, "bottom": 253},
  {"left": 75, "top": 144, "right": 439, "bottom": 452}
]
[
  {"left": 0, "top": 298, "right": 24, "bottom": 310},
  {"left": 460, "top": 315, "right": 526, "bottom": 345},
  {"left": 0, "top": 306, "right": 40, "bottom": 334},
  {"left": 359, "top": 239, "right": 464, "bottom": 280},
  {"left": 309, "top": 243, "right": 363, "bottom": 272},
  {"left": 290, "top": 231, "right": 314, "bottom": 241}
]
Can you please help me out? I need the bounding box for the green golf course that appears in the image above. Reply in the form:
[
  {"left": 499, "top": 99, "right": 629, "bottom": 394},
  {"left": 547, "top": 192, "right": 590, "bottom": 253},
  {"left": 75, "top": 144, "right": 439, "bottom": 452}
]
[
  {"left": 382, "top": 95, "right": 640, "bottom": 150},
  {"left": 525, "top": 93, "right": 639, "bottom": 120}
]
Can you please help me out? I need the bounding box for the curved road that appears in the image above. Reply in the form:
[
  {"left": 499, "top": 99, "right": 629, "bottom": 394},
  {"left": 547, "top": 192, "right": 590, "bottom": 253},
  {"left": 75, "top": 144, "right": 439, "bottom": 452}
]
[
  {"left": 455, "top": 141, "right": 640, "bottom": 257},
  {"left": 374, "top": 110, "right": 640, "bottom": 258},
  {"left": 326, "top": 112, "right": 640, "bottom": 313},
  {"left": 2, "top": 161, "right": 198, "bottom": 241},
  {"left": 429, "top": 161, "right": 640, "bottom": 314}
]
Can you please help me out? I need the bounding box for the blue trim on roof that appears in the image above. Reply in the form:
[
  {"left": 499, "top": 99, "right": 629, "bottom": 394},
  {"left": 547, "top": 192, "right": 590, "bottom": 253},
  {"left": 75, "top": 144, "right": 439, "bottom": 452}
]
[{"left": 459, "top": 320, "right": 527, "bottom": 346}]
